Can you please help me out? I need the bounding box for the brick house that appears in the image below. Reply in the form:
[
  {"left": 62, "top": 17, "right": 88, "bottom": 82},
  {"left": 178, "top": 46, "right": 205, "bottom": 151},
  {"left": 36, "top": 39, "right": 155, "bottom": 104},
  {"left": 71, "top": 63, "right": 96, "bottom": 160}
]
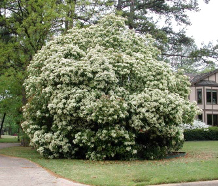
[{"left": 188, "top": 69, "right": 218, "bottom": 126}]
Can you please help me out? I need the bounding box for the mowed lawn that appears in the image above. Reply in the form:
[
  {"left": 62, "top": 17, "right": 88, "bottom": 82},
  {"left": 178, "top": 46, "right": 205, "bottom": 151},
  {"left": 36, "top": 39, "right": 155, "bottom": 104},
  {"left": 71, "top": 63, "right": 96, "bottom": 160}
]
[
  {"left": 0, "top": 135, "right": 19, "bottom": 143},
  {"left": 0, "top": 141, "right": 218, "bottom": 186}
]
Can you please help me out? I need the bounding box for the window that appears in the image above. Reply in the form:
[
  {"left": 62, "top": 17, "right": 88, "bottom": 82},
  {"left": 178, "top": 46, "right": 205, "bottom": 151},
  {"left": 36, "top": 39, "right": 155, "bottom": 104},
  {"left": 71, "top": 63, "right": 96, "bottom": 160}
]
[
  {"left": 207, "top": 114, "right": 218, "bottom": 126},
  {"left": 197, "top": 89, "right": 202, "bottom": 104},
  {"left": 198, "top": 114, "right": 203, "bottom": 121},
  {"left": 207, "top": 114, "right": 212, "bottom": 125},
  {"left": 206, "top": 89, "right": 217, "bottom": 104}
]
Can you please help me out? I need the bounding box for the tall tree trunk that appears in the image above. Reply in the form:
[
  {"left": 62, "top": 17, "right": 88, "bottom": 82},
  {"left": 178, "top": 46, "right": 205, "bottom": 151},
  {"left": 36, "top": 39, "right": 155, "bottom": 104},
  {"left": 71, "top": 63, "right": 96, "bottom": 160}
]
[
  {"left": 69, "top": 0, "right": 76, "bottom": 29},
  {"left": 22, "top": 85, "right": 27, "bottom": 105},
  {"left": 117, "top": 0, "right": 122, "bottom": 11},
  {"left": 18, "top": 127, "right": 20, "bottom": 142},
  {"left": 129, "top": 0, "right": 135, "bottom": 29},
  {"left": 0, "top": 113, "right": 6, "bottom": 138},
  {"left": 64, "top": 0, "right": 76, "bottom": 32}
]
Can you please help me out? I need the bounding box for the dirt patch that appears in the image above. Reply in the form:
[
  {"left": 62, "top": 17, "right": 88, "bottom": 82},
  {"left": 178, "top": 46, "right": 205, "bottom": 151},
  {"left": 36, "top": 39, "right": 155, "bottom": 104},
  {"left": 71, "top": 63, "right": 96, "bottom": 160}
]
[{"left": 184, "top": 152, "right": 215, "bottom": 160}]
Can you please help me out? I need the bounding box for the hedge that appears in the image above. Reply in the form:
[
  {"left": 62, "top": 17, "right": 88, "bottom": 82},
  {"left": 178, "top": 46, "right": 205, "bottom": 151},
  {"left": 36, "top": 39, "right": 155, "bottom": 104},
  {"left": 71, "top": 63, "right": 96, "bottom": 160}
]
[{"left": 184, "top": 127, "right": 218, "bottom": 141}]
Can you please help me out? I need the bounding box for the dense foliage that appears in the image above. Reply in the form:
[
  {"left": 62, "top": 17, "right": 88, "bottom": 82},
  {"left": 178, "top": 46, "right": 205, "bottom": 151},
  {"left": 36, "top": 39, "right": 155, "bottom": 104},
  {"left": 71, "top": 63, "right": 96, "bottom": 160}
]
[
  {"left": 22, "top": 15, "right": 199, "bottom": 160},
  {"left": 181, "top": 120, "right": 218, "bottom": 141},
  {"left": 184, "top": 127, "right": 218, "bottom": 141},
  {"left": 0, "top": 70, "right": 23, "bottom": 137},
  {"left": 0, "top": 0, "right": 61, "bottom": 134}
]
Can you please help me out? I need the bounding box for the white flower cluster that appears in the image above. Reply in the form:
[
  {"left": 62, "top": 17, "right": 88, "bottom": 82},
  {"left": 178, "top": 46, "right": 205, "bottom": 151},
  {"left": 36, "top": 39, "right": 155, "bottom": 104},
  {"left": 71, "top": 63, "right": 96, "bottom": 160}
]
[
  {"left": 72, "top": 125, "right": 137, "bottom": 160},
  {"left": 22, "top": 14, "right": 200, "bottom": 160},
  {"left": 181, "top": 120, "right": 209, "bottom": 130}
]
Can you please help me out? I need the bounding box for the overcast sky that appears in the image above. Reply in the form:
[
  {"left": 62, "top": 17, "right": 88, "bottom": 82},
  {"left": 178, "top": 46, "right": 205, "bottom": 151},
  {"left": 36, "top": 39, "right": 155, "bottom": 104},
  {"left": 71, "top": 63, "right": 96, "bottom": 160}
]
[{"left": 186, "top": 0, "right": 218, "bottom": 47}]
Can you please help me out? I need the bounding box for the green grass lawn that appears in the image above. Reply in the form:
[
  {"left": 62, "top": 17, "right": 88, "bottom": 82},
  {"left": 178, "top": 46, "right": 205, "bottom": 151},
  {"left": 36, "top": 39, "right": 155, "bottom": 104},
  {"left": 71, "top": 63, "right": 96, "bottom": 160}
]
[
  {"left": 0, "top": 135, "right": 19, "bottom": 143},
  {"left": 0, "top": 141, "right": 218, "bottom": 186}
]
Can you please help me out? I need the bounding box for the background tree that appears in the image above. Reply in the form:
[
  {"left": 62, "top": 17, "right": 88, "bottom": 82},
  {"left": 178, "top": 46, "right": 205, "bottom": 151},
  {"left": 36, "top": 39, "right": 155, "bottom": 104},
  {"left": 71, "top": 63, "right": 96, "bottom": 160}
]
[
  {"left": 0, "top": 0, "right": 64, "bottom": 137},
  {"left": 189, "top": 42, "right": 218, "bottom": 72},
  {"left": 0, "top": 0, "right": 63, "bottom": 64},
  {"left": 0, "top": 70, "right": 23, "bottom": 138},
  {"left": 0, "top": 0, "right": 115, "bottom": 69},
  {"left": 111, "top": 0, "right": 212, "bottom": 70}
]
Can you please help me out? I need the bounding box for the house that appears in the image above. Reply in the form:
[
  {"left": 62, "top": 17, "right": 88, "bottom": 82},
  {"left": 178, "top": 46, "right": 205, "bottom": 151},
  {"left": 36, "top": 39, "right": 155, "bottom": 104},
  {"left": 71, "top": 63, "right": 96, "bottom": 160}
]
[{"left": 188, "top": 69, "right": 218, "bottom": 126}]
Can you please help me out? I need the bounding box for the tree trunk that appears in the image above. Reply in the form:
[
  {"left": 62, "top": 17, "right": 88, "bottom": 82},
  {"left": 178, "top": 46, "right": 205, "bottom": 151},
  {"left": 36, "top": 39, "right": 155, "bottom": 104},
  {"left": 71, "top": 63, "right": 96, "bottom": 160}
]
[
  {"left": 18, "top": 127, "right": 20, "bottom": 142},
  {"left": 64, "top": 0, "right": 76, "bottom": 32},
  {"left": 22, "top": 85, "right": 27, "bottom": 105},
  {"left": 129, "top": 0, "right": 135, "bottom": 29},
  {"left": 117, "top": 0, "right": 122, "bottom": 11},
  {"left": 0, "top": 113, "right": 6, "bottom": 138}
]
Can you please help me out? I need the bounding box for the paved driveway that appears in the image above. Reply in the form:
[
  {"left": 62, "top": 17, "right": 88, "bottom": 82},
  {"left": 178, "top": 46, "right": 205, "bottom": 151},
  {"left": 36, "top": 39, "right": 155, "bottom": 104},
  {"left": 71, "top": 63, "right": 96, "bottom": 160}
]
[
  {"left": 0, "top": 143, "right": 88, "bottom": 186},
  {"left": 0, "top": 142, "right": 20, "bottom": 149},
  {"left": 151, "top": 180, "right": 218, "bottom": 186}
]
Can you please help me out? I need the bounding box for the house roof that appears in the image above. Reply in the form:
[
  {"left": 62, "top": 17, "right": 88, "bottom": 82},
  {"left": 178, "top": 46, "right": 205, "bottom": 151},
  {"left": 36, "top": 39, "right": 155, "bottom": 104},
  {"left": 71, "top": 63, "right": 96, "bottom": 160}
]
[
  {"left": 195, "top": 80, "right": 218, "bottom": 87},
  {"left": 188, "top": 69, "right": 218, "bottom": 86},
  {"left": 185, "top": 73, "right": 197, "bottom": 81}
]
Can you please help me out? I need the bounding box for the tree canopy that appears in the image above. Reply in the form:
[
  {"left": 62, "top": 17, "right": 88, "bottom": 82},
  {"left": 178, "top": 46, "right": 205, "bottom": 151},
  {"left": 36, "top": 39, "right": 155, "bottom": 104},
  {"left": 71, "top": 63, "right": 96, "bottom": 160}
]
[
  {"left": 0, "top": 69, "right": 23, "bottom": 137},
  {"left": 0, "top": 0, "right": 215, "bottom": 73}
]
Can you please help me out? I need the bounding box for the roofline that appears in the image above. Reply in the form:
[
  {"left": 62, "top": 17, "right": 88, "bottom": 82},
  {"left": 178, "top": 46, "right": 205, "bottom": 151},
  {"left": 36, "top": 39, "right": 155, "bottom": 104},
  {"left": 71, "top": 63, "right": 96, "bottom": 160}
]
[{"left": 191, "top": 69, "right": 218, "bottom": 85}]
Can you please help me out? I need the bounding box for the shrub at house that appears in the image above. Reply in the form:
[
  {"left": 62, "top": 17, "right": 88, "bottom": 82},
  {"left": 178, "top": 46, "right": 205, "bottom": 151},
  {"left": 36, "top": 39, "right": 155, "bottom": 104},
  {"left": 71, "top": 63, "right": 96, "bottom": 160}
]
[
  {"left": 182, "top": 120, "right": 218, "bottom": 141},
  {"left": 184, "top": 127, "right": 218, "bottom": 141},
  {"left": 22, "top": 15, "right": 199, "bottom": 160},
  {"left": 182, "top": 120, "right": 209, "bottom": 130}
]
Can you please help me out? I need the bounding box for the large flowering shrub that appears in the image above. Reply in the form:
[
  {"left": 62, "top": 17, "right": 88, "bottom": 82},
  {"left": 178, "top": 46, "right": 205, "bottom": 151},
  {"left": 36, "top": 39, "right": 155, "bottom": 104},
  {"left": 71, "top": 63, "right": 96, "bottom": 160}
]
[{"left": 22, "top": 15, "right": 199, "bottom": 160}]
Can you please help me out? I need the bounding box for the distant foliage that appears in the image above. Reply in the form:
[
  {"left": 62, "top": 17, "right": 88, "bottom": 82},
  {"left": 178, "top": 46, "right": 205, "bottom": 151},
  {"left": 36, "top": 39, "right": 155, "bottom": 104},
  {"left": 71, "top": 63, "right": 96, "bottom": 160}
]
[
  {"left": 22, "top": 15, "right": 199, "bottom": 160},
  {"left": 182, "top": 120, "right": 218, "bottom": 141},
  {"left": 184, "top": 127, "right": 218, "bottom": 141}
]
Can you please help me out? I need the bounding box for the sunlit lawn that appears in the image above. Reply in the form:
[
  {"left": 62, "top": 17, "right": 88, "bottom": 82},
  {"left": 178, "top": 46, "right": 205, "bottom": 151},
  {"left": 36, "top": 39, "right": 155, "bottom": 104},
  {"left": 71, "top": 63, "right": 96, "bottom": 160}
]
[
  {"left": 0, "top": 141, "right": 218, "bottom": 186},
  {"left": 0, "top": 135, "right": 19, "bottom": 143}
]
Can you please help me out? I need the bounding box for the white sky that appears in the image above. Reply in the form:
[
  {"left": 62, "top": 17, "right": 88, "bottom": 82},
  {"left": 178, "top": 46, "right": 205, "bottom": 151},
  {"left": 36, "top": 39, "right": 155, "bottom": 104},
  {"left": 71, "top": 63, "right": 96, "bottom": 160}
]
[{"left": 186, "top": 0, "right": 218, "bottom": 47}]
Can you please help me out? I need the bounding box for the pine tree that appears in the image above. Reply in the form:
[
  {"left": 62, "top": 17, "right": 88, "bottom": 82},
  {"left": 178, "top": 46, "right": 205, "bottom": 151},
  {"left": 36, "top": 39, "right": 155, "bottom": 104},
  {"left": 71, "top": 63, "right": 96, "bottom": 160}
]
[{"left": 113, "top": 1, "right": 209, "bottom": 58}]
